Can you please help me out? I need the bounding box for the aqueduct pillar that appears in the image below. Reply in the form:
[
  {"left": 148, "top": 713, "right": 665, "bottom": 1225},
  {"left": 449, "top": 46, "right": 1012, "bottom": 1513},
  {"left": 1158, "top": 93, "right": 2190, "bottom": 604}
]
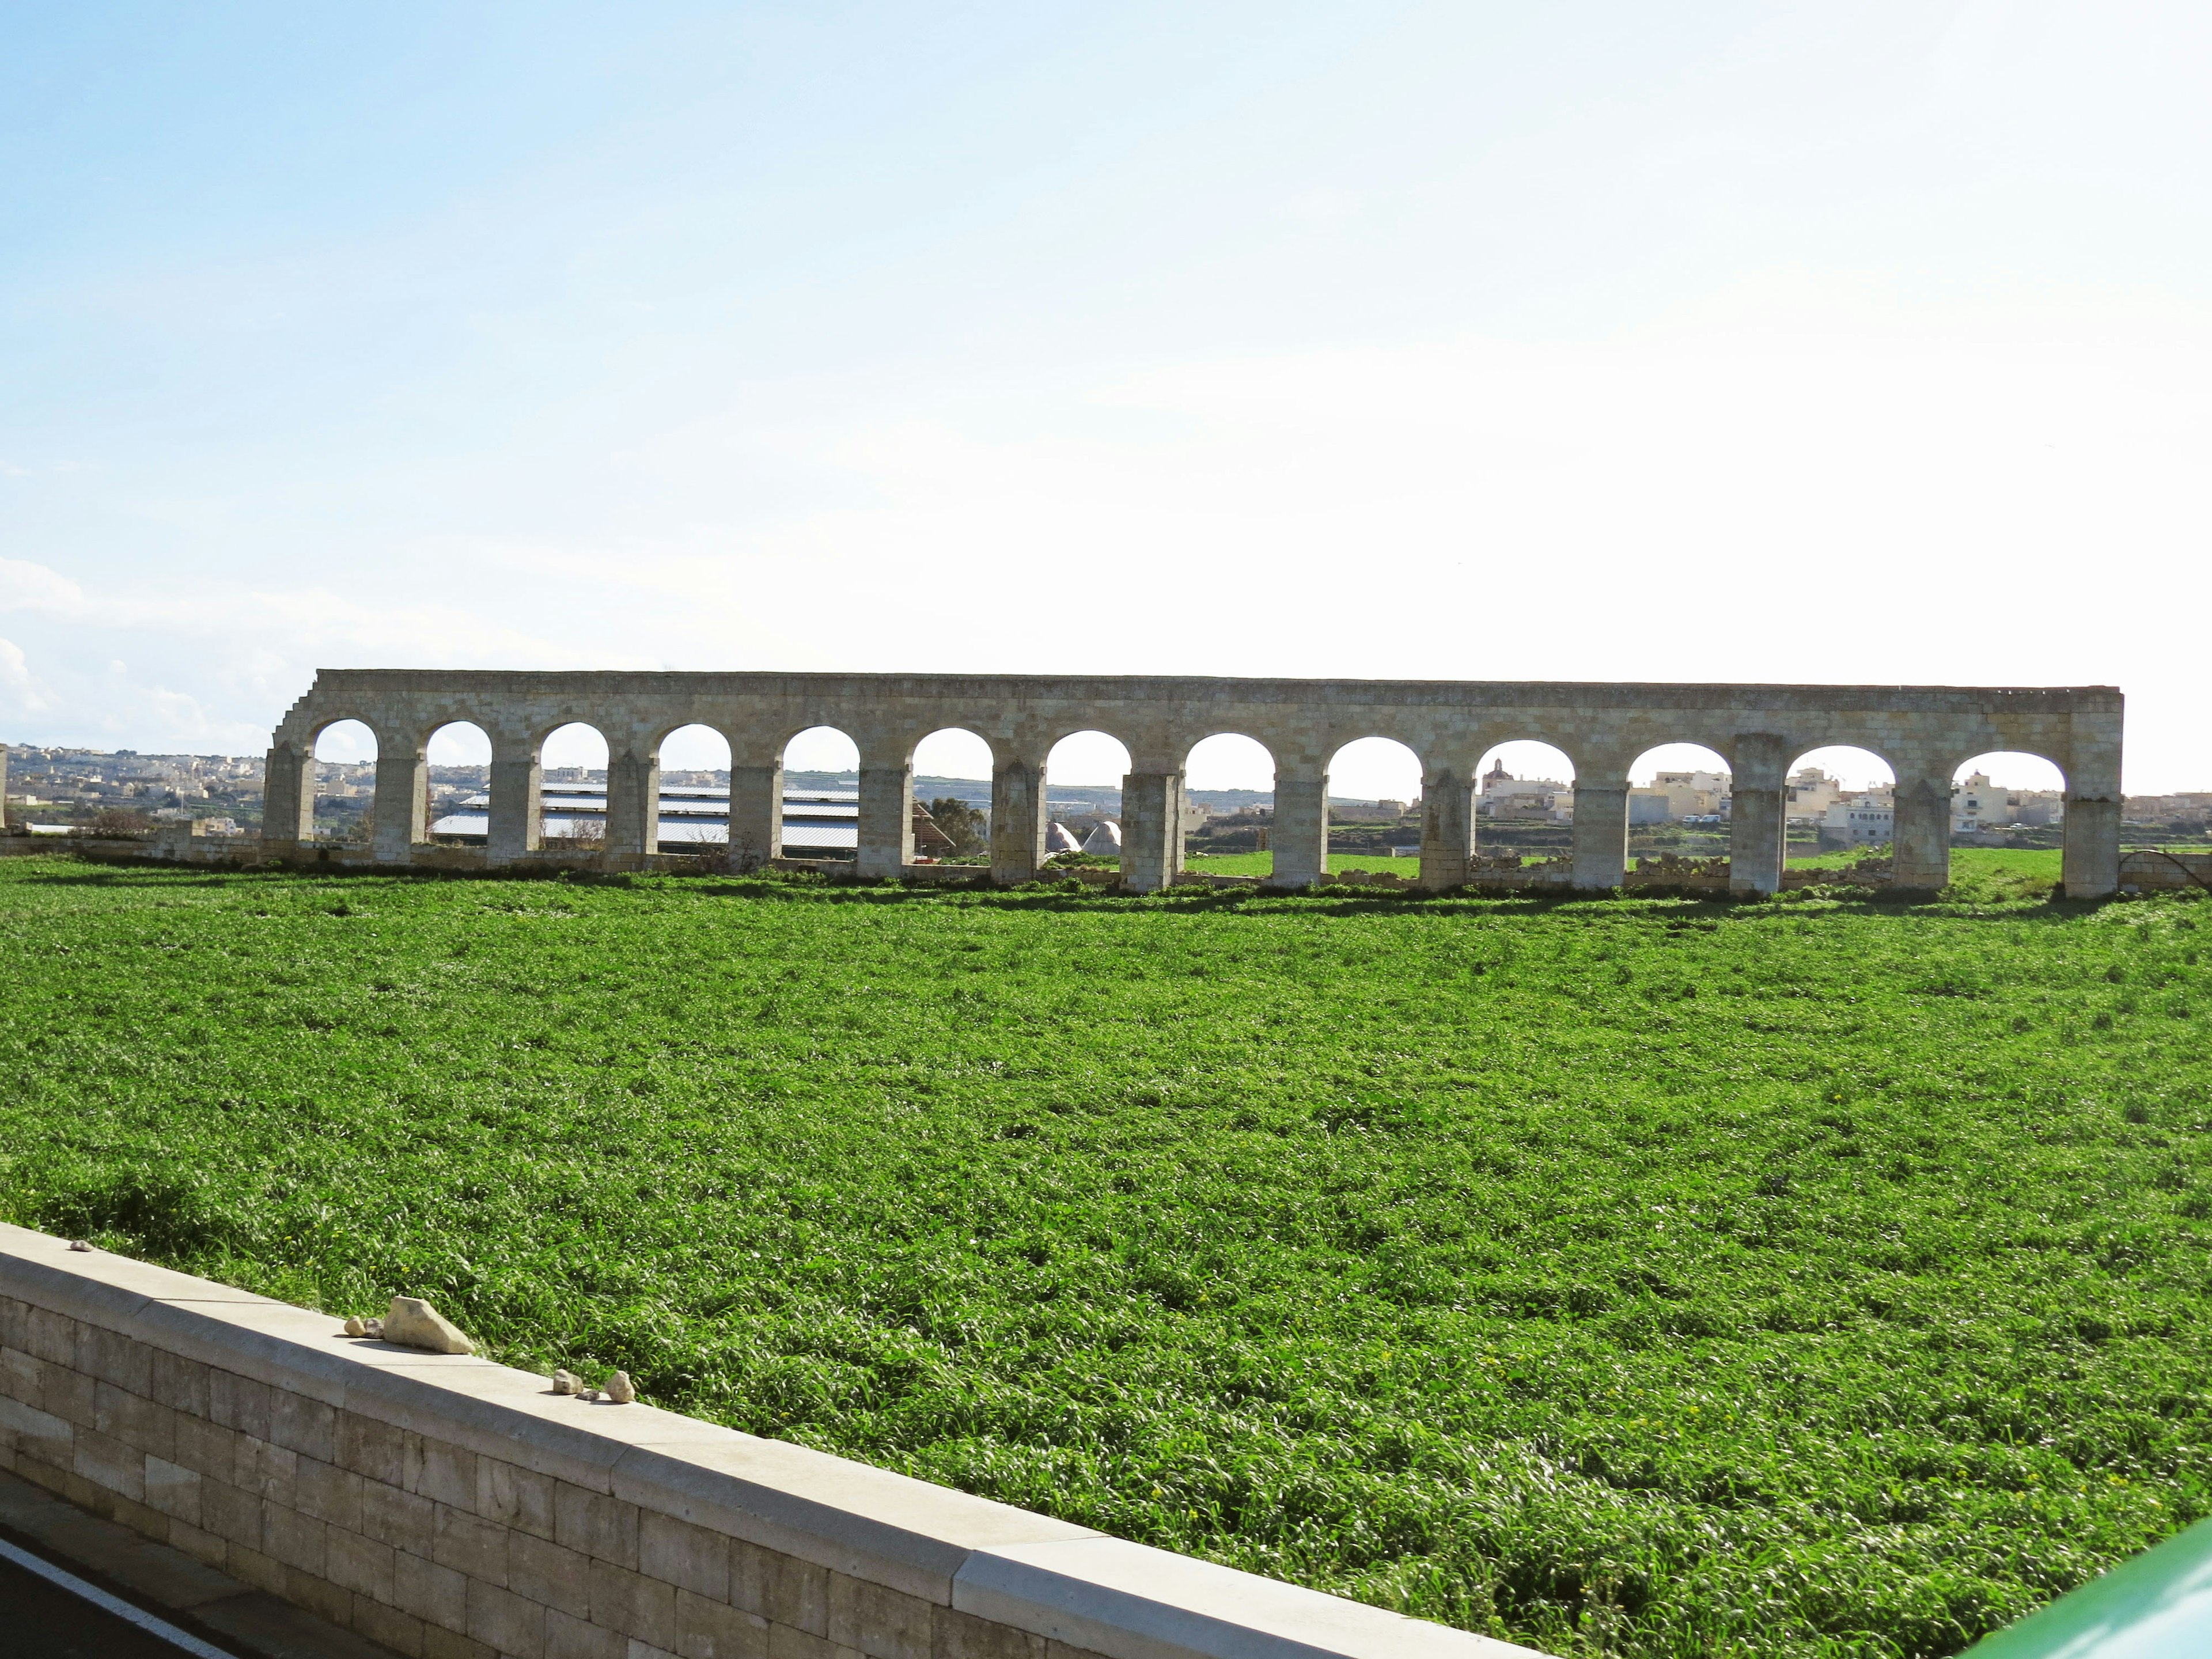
[
  {"left": 989, "top": 756, "right": 1048, "bottom": 885},
  {"left": 1418, "top": 768, "right": 1477, "bottom": 892},
  {"left": 2063, "top": 785, "right": 2123, "bottom": 900},
  {"left": 1571, "top": 777, "right": 1631, "bottom": 891},
  {"left": 261, "top": 741, "right": 315, "bottom": 849},
  {"left": 856, "top": 749, "right": 914, "bottom": 879},
  {"left": 1120, "top": 772, "right": 1184, "bottom": 895},
  {"left": 1889, "top": 767, "right": 1952, "bottom": 890},
  {"left": 373, "top": 747, "right": 428, "bottom": 863},
  {"left": 726, "top": 760, "right": 782, "bottom": 871},
  {"left": 603, "top": 743, "right": 661, "bottom": 866},
  {"left": 1269, "top": 775, "right": 1331, "bottom": 890},
  {"left": 1726, "top": 733, "right": 1790, "bottom": 897},
  {"left": 486, "top": 741, "right": 543, "bottom": 865}
]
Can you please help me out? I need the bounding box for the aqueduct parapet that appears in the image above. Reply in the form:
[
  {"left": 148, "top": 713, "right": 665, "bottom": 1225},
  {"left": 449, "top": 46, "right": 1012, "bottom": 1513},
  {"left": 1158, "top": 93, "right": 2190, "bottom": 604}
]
[{"left": 262, "top": 671, "right": 2126, "bottom": 896}]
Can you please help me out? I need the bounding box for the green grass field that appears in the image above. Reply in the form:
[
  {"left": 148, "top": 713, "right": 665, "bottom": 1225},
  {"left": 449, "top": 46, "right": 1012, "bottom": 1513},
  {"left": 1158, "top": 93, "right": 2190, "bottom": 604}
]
[
  {"left": 1, "top": 852, "right": 2206, "bottom": 1657},
  {"left": 1185, "top": 849, "right": 2070, "bottom": 883},
  {"left": 1188, "top": 851, "right": 1429, "bottom": 876}
]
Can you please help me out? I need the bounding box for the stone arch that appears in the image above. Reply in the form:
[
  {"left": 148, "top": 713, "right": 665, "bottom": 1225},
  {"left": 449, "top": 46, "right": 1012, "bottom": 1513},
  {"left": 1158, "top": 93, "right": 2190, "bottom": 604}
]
[
  {"left": 1478, "top": 738, "right": 1579, "bottom": 783},
  {"left": 426, "top": 721, "right": 492, "bottom": 766},
  {"left": 1035, "top": 730, "right": 1132, "bottom": 866},
  {"left": 910, "top": 728, "right": 994, "bottom": 863},
  {"left": 656, "top": 722, "right": 734, "bottom": 780},
  {"left": 1323, "top": 737, "right": 1424, "bottom": 872},
  {"left": 421, "top": 721, "right": 492, "bottom": 847},
  {"left": 1627, "top": 741, "right": 1735, "bottom": 863},
  {"left": 654, "top": 724, "right": 734, "bottom": 854},
  {"left": 1785, "top": 745, "right": 1897, "bottom": 861},
  {"left": 1182, "top": 730, "right": 1277, "bottom": 787},
  {"left": 782, "top": 724, "right": 859, "bottom": 779},
  {"left": 307, "top": 719, "right": 377, "bottom": 846},
  {"left": 1326, "top": 736, "right": 1425, "bottom": 802},
  {"left": 537, "top": 723, "right": 611, "bottom": 849},
  {"left": 1949, "top": 749, "right": 2069, "bottom": 793},
  {"left": 538, "top": 719, "right": 612, "bottom": 778},
  {"left": 306, "top": 714, "right": 380, "bottom": 759},
  {"left": 1182, "top": 732, "right": 1296, "bottom": 885},
  {"left": 778, "top": 726, "right": 859, "bottom": 864},
  {"left": 1949, "top": 752, "right": 2069, "bottom": 837},
  {"left": 1463, "top": 739, "right": 1577, "bottom": 873},
  {"left": 1044, "top": 729, "right": 1134, "bottom": 785},
  {"left": 1945, "top": 747, "right": 2113, "bottom": 899},
  {"left": 912, "top": 726, "right": 995, "bottom": 778},
  {"left": 1630, "top": 740, "right": 1732, "bottom": 783}
]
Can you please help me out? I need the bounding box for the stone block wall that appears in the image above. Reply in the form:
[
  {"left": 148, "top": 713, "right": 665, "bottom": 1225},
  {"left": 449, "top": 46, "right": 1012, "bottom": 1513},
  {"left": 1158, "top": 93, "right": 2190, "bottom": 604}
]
[
  {"left": 0, "top": 1223, "right": 1528, "bottom": 1659},
  {"left": 2118, "top": 849, "right": 2212, "bottom": 892}
]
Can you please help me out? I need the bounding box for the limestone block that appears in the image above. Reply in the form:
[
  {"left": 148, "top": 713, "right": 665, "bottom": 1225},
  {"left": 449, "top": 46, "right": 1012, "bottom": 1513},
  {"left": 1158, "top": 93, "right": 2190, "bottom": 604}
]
[{"left": 384, "top": 1297, "right": 474, "bottom": 1355}]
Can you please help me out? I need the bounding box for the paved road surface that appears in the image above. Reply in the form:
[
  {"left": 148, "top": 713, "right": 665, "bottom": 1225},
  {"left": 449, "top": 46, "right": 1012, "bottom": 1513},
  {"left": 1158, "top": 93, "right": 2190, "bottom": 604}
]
[{"left": 0, "top": 1549, "right": 214, "bottom": 1658}]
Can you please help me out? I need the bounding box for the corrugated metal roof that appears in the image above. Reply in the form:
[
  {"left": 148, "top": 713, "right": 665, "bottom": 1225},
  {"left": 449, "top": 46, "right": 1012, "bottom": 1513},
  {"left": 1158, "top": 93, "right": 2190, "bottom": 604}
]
[{"left": 429, "top": 786, "right": 866, "bottom": 850}]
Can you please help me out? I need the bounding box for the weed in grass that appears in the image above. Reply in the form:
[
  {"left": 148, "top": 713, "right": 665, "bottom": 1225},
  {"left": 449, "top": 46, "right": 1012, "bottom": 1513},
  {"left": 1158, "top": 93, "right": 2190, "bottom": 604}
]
[{"left": 0, "top": 854, "right": 2207, "bottom": 1656}]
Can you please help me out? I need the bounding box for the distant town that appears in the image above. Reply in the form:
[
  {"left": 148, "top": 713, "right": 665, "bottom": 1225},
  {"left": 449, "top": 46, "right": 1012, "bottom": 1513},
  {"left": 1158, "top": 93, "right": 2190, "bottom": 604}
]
[{"left": 6, "top": 744, "right": 2208, "bottom": 859}]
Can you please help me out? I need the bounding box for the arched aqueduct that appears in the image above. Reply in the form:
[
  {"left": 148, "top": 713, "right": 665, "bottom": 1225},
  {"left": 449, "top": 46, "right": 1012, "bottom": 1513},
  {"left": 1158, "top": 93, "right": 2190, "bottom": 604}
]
[{"left": 262, "top": 670, "right": 2126, "bottom": 896}]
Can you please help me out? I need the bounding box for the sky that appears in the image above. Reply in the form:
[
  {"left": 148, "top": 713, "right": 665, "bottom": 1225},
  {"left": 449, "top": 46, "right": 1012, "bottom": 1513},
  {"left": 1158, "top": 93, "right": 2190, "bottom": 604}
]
[{"left": 2, "top": 1, "right": 2207, "bottom": 798}]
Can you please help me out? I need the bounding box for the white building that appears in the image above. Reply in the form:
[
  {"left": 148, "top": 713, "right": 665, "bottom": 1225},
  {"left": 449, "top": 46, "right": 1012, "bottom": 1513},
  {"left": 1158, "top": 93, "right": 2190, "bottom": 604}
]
[
  {"left": 1641, "top": 770, "right": 1730, "bottom": 820},
  {"left": 1479, "top": 763, "right": 1571, "bottom": 821},
  {"left": 1824, "top": 794, "right": 1894, "bottom": 846},
  {"left": 1783, "top": 767, "right": 1844, "bottom": 824},
  {"left": 1952, "top": 772, "right": 2021, "bottom": 832}
]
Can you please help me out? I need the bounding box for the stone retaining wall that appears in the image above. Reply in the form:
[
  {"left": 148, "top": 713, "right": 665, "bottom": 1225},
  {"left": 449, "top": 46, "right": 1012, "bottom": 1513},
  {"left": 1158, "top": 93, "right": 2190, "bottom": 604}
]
[
  {"left": 0, "top": 1223, "right": 1529, "bottom": 1659},
  {"left": 2118, "top": 849, "right": 2212, "bottom": 893}
]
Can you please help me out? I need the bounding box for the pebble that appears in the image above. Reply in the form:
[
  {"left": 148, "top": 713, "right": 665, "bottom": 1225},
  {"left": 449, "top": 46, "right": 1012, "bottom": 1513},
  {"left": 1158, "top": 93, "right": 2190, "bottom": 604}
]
[
  {"left": 344, "top": 1317, "right": 366, "bottom": 1338},
  {"left": 607, "top": 1370, "right": 636, "bottom": 1404},
  {"left": 551, "top": 1369, "right": 578, "bottom": 1396}
]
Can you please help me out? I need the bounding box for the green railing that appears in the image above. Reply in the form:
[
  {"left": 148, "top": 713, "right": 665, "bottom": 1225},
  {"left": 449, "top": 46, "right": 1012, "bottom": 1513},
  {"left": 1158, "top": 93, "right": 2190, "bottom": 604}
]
[{"left": 1971, "top": 1518, "right": 2212, "bottom": 1656}]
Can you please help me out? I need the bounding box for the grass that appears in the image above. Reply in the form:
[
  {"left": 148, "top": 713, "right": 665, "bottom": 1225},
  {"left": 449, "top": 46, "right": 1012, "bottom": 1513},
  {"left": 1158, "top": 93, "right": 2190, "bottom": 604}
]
[
  {"left": 1784, "top": 849, "right": 2065, "bottom": 881},
  {"left": 1187, "top": 851, "right": 1429, "bottom": 876},
  {"left": 1, "top": 852, "right": 2208, "bottom": 1657}
]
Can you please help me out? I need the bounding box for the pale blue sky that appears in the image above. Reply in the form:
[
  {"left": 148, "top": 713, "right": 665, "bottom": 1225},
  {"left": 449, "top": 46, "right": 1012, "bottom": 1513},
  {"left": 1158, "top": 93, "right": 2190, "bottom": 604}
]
[{"left": 3, "top": 2, "right": 2207, "bottom": 792}]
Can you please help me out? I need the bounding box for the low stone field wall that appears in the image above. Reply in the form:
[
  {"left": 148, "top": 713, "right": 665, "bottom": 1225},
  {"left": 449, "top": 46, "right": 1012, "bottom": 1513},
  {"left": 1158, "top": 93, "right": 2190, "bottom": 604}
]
[
  {"left": 0, "top": 834, "right": 159, "bottom": 861},
  {"left": 0, "top": 1223, "right": 1526, "bottom": 1659},
  {"left": 5, "top": 834, "right": 989, "bottom": 884},
  {"left": 2119, "top": 849, "right": 2212, "bottom": 893},
  {"left": 770, "top": 858, "right": 986, "bottom": 884},
  {"left": 6, "top": 834, "right": 1922, "bottom": 899}
]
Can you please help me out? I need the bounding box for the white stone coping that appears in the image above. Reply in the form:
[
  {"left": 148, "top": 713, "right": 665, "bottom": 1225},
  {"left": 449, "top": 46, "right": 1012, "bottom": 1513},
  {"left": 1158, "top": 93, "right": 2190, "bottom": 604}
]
[{"left": 0, "top": 1222, "right": 1541, "bottom": 1659}]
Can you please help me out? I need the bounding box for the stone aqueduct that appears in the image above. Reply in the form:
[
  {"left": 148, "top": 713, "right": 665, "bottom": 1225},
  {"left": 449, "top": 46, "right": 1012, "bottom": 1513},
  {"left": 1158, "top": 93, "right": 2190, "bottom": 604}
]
[{"left": 262, "top": 671, "right": 2127, "bottom": 896}]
